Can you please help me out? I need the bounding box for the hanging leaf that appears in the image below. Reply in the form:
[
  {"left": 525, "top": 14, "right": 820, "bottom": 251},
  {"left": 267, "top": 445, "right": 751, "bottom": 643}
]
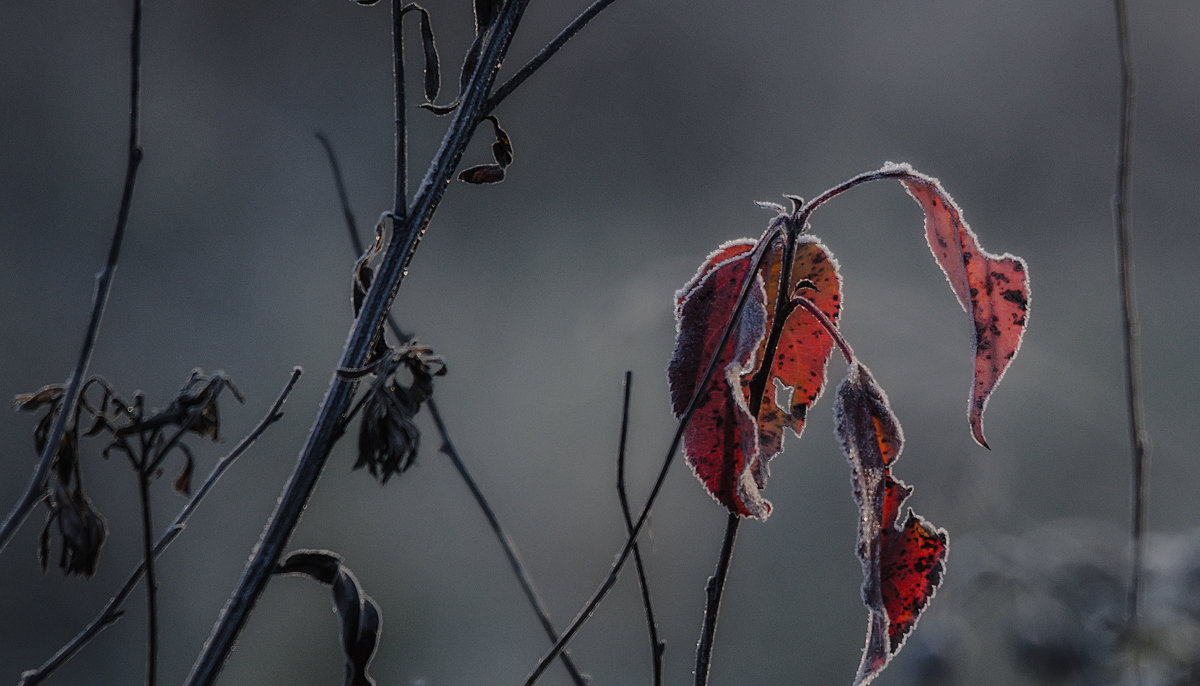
[
  {"left": 667, "top": 240, "right": 770, "bottom": 518},
  {"left": 750, "top": 236, "right": 842, "bottom": 465},
  {"left": 276, "top": 549, "right": 384, "bottom": 686},
  {"left": 885, "top": 164, "right": 1030, "bottom": 448},
  {"left": 833, "top": 362, "right": 947, "bottom": 686},
  {"left": 458, "top": 116, "right": 513, "bottom": 184}
]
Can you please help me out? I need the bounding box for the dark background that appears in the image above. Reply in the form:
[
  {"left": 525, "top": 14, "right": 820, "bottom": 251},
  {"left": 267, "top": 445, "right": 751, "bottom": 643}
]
[{"left": 1, "top": 2, "right": 1198, "bottom": 684}]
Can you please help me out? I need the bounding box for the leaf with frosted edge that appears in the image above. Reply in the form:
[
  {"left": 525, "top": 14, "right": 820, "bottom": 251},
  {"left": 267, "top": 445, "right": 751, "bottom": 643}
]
[
  {"left": 667, "top": 242, "right": 770, "bottom": 518},
  {"left": 750, "top": 236, "right": 842, "bottom": 469},
  {"left": 880, "top": 163, "right": 1030, "bottom": 448},
  {"left": 834, "top": 362, "right": 947, "bottom": 686}
]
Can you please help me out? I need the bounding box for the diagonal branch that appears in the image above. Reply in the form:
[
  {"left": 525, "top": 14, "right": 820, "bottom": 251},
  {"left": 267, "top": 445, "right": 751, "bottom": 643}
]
[
  {"left": 184, "top": 4, "right": 533, "bottom": 684},
  {"left": 0, "top": 0, "right": 144, "bottom": 556},
  {"left": 318, "top": 132, "right": 586, "bottom": 685},
  {"left": 616, "top": 371, "right": 665, "bottom": 685},
  {"left": 486, "top": 0, "right": 619, "bottom": 114}
]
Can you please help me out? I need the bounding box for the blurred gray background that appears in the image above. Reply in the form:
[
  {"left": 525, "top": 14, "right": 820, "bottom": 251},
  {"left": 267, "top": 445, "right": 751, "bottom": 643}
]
[{"left": 2, "top": 2, "right": 1198, "bottom": 684}]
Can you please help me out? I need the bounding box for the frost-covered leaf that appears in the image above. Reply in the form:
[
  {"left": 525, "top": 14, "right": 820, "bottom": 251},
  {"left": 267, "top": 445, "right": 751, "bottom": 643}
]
[
  {"left": 751, "top": 236, "right": 842, "bottom": 464},
  {"left": 834, "top": 362, "right": 947, "bottom": 686},
  {"left": 885, "top": 163, "right": 1030, "bottom": 448},
  {"left": 667, "top": 240, "right": 770, "bottom": 518}
]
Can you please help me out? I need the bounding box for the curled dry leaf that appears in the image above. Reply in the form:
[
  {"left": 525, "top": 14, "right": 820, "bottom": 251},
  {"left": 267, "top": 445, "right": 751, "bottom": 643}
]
[
  {"left": 355, "top": 343, "right": 446, "bottom": 483},
  {"left": 885, "top": 163, "right": 1030, "bottom": 448},
  {"left": 276, "top": 550, "right": 383, "bottom": 686},
  {"left": 833, "top": 362, "right": 947, "bottom": 686}
]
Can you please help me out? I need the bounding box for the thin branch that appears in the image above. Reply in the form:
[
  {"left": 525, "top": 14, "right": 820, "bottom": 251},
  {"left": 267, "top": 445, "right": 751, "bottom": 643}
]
[
  {"left": 0, "top": 0, "right": 144, "bottom": 556},
  {"left": 616, "top": 371, "right": 664, "bottom": 685},
  {"left": 318, "top": 132, "right": 584, "bottom": 683},
  {"left": 523, "top": 223, "right": 788, "bottom": 686},
  {"left": 485, "top": 0, "right": 618, "bottom": 114},
  {"left": 136, "top": 466, "right": 159, "bottom": 686},
  {"left": 393, "top": 0, "right": 407, "bottom": 218},
  {"left": 19, "top": 368, "right": 302, "bottom": 686},
  {"left": 1113, "top": 0, "right": 1148, "bottom": 629},
  {"left": 693, "top": 513, "right": 739, "bottom": 686},
  {"left": 429, "top": 399, "right": 587, "bottom": 685},
  {"left": 184, "top": 4, "right": 532, "bottom": 683}
]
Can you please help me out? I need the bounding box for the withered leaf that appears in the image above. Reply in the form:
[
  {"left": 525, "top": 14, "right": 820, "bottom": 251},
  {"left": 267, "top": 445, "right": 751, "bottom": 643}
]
[
  {"left": 458, "top": 164, "right": 505, "bottom": 184},
  {"left": 833, "top": 362, "right": 946, "bottom": 686},
  {"left": 276, "top": 549, "right": 383, "bottom": 686}
]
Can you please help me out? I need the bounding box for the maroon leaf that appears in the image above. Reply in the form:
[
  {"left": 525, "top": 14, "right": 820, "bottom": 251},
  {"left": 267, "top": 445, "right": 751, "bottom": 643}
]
[
  {"left": 667, "top": 240, "right": 770, "bottom": 518},
  {"left": 834, "top": 362, "right": 947, "bottom": 685}
]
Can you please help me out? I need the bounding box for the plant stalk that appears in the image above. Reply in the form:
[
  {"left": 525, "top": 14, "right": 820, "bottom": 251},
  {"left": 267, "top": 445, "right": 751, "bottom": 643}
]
[{"left": 183, "top": 4, "right": 529, "bottom": 684}]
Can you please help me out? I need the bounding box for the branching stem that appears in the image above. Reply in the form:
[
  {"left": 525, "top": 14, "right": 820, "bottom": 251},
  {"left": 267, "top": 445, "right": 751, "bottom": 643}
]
[
  {"left": 19, "top": 369, "right": 301, "bottom": 686},
  {"left": 616, "top": 371, "right": 665, "bottom": 685}
]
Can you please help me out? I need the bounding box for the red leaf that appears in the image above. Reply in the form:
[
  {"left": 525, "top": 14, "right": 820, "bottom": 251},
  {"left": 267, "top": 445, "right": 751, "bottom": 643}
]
[
  {"left": 667, "top": 241, "right": 770, "bottom": 517},
  {"left": 890, "top": 165, "right": 1030, "bottom": 448},
  {"left": 834, "top": 362, "right": 946, "bottom": 686},
  {"left": 752, "top": 237, "right": 842, "bottom": 465}
]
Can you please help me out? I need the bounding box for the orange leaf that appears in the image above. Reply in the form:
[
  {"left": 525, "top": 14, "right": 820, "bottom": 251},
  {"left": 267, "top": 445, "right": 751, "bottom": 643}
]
[{"left": 751, "top": 237, "right": 842, "bottom": 465}]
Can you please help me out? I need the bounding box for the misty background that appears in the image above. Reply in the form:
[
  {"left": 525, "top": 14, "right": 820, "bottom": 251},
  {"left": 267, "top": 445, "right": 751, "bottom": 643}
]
[{"left": 1, "top": 2, "right": 1198, "bottom": 684}]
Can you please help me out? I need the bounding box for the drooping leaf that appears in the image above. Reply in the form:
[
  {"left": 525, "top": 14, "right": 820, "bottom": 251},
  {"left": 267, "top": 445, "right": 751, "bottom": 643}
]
[
  {"left": 667, "top": 241, "right": 770, "bottom": 518},
  {"left": 276, "top": 549, "right": 384, "bottom": 686},
  {"left": 886, "top": 163, "right": 1030, "bottom": 448},
  {"left": 751, "top": 236, "right": 842, "bottom": 465},
  {"left": 458, "top": 115, "right": 513, "bottom": 184},
  {"left": 833, "top": 362, "right": 947, "bottom": 686}
]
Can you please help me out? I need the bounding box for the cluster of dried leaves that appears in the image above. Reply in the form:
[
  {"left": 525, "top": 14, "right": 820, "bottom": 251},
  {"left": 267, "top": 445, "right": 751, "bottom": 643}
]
[{"left": 13, "top": 370, "right": 241, "bottom": 577}]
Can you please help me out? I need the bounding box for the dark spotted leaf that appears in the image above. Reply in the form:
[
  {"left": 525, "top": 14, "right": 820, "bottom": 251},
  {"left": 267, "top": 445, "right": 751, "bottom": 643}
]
[
  {"left": 833, "top": 362, "right": 947, "bottom": 686},
  {"left": 276, "top": 550, "right": 383, "bottom": 686},
  {"left": 886, "top": 163, "right": 1030, "bottom": 448},
  {"left": 668, "top": 240, "right": 771, "bottom": 517},
  {"left": 458, "top": 163, "right": 505, "bottom": 184}
]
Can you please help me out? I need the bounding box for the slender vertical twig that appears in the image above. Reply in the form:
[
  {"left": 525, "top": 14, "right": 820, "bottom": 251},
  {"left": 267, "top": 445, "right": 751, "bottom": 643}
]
[
  {"left": 318, "top": 132, "right": 585, "bottom": 684},
  {"left": 393, "top": 0, "right": 407, "bottom": 219},
  {"left": 135, "top": 466, "right": 158, "bottom": 686},
  {"left": 693, "top": 513, "right": 739, "bottom": 686},
  {"left": 19, "top": 368, "right": 301, "bottom": 686},
  {"left": 1113, "top": 0, "right": 1148, "bottom": 630},
  {"left": 0, "top": 0, "right": 144, "bottom": 556},
  {"left": 616, "top": 371, "right": 665, "bottom": 685},
  {"left": 184, "top": 5, "right": 534, "bottom": 683}
]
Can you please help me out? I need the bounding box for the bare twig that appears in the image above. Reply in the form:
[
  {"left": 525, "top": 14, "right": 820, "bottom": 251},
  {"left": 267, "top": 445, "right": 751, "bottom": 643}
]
[
  {"left": 318, "top": 132, "right": 585, "bottom": 684},
  {"left": 135, "top": 466, "right": 159, "bottom": 686},
  {"left": 523, "top": 224, "right": 789, "bottom": 686},
  {"left": 20, "top": 368, "right": 302, "bottom": 686},
  {"left": 485, "top": 0, "right": 618, "bottom": 114},
  {"left": 184, "top": 5, "right": 534, "bottom": 683},
  {"left": 616, "top": 371, "right": 664, "bottom": 685},
  {"left": 393, "top": 0, "right": 407, "bottom": 219},
  {"left": 1113, "top": 0, "right": 1148, "bottom": 630},
  {"left": 693, "top": 513, "right": 739, "bottom": 686},
  {"left": 429, "top": 399, "right": 587, "bottom": 685},
  {"left": 0, "top": 0, "right": 144, "bottom": 556}
]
